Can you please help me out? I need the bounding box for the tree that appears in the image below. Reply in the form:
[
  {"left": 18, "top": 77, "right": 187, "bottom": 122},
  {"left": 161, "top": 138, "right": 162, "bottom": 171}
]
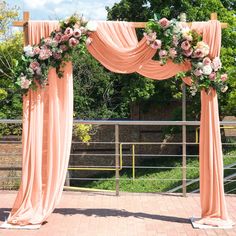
[
  {"left": 0, "top": 0, "right": 19, "bottom": 40},
  {"left": 106, "top": 0, "right": 236, "bottom": 118},
  {"left": 0, "top": 1, "right": 23, "bottom": 118}
]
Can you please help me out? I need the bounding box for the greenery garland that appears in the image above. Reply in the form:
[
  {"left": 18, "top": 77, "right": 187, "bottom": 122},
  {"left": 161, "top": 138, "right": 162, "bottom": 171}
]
[{"left": 144, "top": 15, "right": 228, "bottom": 96}]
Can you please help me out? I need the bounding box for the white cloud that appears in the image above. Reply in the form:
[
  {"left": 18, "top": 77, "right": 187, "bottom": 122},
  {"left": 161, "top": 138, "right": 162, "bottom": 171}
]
[
  {"left": 23, "top": 0, "right": 65, "bottom": 9},
  {"left": 21, "top": 0, "right": 120, "bottom": 20}
]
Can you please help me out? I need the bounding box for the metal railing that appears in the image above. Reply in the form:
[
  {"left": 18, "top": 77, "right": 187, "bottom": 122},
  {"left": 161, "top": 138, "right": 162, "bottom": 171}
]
[{"left": 0, "top": 119, "right": 236, "bottom": 196}]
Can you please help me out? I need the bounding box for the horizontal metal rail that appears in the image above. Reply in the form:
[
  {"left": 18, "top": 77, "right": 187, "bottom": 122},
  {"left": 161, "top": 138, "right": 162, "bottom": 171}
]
[
  {"left": 1, "top": 119, "right": 236, "bottom": 126},
  {"left": 1, "top": 119, "right": 235, "bottom": 194}
]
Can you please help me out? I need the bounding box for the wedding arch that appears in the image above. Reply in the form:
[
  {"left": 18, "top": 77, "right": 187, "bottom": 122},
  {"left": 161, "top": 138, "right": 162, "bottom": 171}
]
[{"left": 5, "top": 11, "right": 232, "bottom": 228}]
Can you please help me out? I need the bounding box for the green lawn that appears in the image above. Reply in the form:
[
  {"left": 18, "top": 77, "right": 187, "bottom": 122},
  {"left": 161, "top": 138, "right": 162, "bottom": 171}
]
[{"left": 81, "top": 149, "right": 236, "bottom": 193}]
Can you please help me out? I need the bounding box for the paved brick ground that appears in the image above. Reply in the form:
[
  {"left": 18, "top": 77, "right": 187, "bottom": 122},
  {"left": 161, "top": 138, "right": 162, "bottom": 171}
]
[{"left": 0, "top": 191, "right": 235, "bottom": 236}]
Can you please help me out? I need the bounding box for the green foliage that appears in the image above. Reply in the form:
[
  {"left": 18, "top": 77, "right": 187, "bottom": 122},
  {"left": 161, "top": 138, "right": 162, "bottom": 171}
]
[
  {"left": 72, "top": 49, "right": 155, "bottom": 119},
  {"left": 73, "top": 124, "right": 92, "bottom": 142},
  {"left": 0, "top": 0, "right": 19, "bottom": 40},
  {"left": 0, "top": 32, "right": 23, "bottom": 119}
]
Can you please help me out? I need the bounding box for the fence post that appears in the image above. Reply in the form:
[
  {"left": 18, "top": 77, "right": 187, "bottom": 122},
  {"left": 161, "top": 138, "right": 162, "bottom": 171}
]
[
  {"left": 182, "top": 83, "right": 187, "bottom": 197},
  {"left": 115, "top": 124, "right": 120, "bottom": 196}
]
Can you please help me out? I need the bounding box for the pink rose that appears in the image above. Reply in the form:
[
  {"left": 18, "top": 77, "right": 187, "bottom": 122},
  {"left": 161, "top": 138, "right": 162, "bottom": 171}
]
[
  {"left": 65, "top": 27, "right": 73, "bottom": 36},
  {"left": 44, "top": 37, "right": 52, "bottom": 46},
  {"left": 181, "top": 40, "right": 191, "bottom": 51},
  {"left": 203, "top": 57, "right": 211, "bottom": 66},
  {"left": 212, "top": 57, "right": 222, "bottom": 71},
  {"left": 151, "top": 39, "right": 162, "bottom": 49},
  {"left": 192, "top": 49, "right": 204, "bottom": 58},
  {"left": 53, "top": 52, "right": 62, "bottom": 60},
  {"left": 182, "top": 48, "right": 193, "bottom": 57},
  {"left": 69, "top": 37, "right": 78, "bottom": 47},
  {"left": 86, "top": 37, "right": 92, "bottom": 46},
  {"left": 159, "top": 50, "right": 167, "bottom": 58},
  {"left": 209, "top": 72, "right": 216, "bottom": 80},
  {"left": 54, "top": 33, "right": 63, "bottom": 43},
  {"left": 60, "top": 44, "right": 68, "bottom": 51},
  {"left": 144, "top": 32, "right": 157, "bottom": 43},
  {"left": 194, "top": 69, "right": 203, "bottom": 77},
  {"left": 196, "top": 41, "right": 209, "bottom": 57},
  {"left": 35, "top": 67, "right": 42, "bottom": 76},
  {"left": 169, "top": 48, "right": 177, "bottom": 58},
  {"left": 39, "top": 47, "right": 52, "bottom": 60},
  {"left": 33, "top": 46, "right": 40, "bottom": 54},
  {"left": 80, "top": 26, "right": 87, "bottom": 34},
  {"left": 73, "top": 29, "right": 82, "bottom": 38},
  {"left": 61, "top": 34, "right": 70, "bottom": 42},
  {"left": 29, "top": 61, "right": 40, "bottom": 71},
  {"left": 20, "top": 76, "right": 31, "bottom": 89},
  {"left": 221, "top": 73, "right": 228, "bottom": 82},
  {"left": 159, "top": 18, "right": 170, "bottom": 28}
]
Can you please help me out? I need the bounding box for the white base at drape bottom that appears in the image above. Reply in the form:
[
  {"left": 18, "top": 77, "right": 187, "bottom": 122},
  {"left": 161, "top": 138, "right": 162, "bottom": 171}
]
[
  {"left": 191, "top": 217, "right": 233, "bottom": 229},
  {"left": 0, "top": 221, "right": 41, "bottom": 230}
]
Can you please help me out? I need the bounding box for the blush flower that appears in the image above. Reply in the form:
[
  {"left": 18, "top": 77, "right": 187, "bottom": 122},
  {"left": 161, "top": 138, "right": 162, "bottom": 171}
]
[
  {"left": 212, "top": 57, "right": 222, "bottom": 71},
  {"left": 151, "top": 39, "right": 162, "bottom": 49},
  {"left": 39, "top": 47, "right": 52, "bottom": 60},
  {"left": 221, "top": 73, "right": 228, "bottom": 82},
  {"left": 159, "top": 18, "right": 170, "bottom": 28},
  {"left": 169, "top": 48, "right": 177, "bottom": 58},
  {"left": 65, "top": 27, "right": 73, "bottom": 36},
  {"left": 69, "top": 37, "right": 78, "bottom": 47},
  {"left": 182, "top": 48, "right": 193, "bottom": 57},
  {"left": 86, "top": 37, "right": 92, "bottom": 46},
  {"left": 33, "top": 46, "right": 41, "bottom": 55},
  {"left": 20, "top": 76, "right": 31, "bottom": 89},
  {"left": 194, "top": 69, "right": 203, "bottom": 77},
  {"left": 60, "top": 44, "right": 68, "bottom": 51},
  {"left": 73, "top": 29, "right": 82, "bottom": 38},
  {"left": 53, "top": 52, "right": 62, "bottom": 60},
  {"left": 159, "top": 50, "right": 167, "bottom": 58},
  {"left": 54, "top": 33, "right": 63, "bottom": 43},
  {"left": 209, "top": 72, "right": 216, "bottom": 80},
  {"left": 61, "top": 34, "right": 70, "bottom": 42},
  {"left": 203, "top": 57, "right": 211, "bottom": 66},
  {"left": 181, "top": 40, "right": 191, "bottom": 51},
  {"left": 29, "top": 61, "right": 40, "bottom": 71}
]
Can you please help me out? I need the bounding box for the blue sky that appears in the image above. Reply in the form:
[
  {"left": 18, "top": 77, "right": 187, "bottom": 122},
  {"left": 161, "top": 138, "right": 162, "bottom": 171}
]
[{"left": 7, "top": 0, "right": 121, "bottom": 20}]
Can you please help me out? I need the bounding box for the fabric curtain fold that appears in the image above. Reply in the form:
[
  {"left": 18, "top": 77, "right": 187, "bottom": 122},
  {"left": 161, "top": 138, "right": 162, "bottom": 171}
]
[
  {"left": 87, "top": 21, "right": 191, "bottom": 79},
  {"left": 191, "top": 21, "right": 232, "bottom": 226},
  {"left": 7, "top": 21, "right": 73, "bottom": 225}
]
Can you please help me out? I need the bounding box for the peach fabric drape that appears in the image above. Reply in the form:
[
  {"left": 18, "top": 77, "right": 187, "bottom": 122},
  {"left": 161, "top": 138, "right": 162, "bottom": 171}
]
[
  {"left": 88, "top": 20, "right": 231, "bottom": 226},
  {"left": 87, "top": 21, "right": 191, "bottom": 80},
  {"left": 191, "top": 21, "right": 232, "bottom": 226},
  {"left": 7, "top": 21, "right": 73, "bottom": 225}
]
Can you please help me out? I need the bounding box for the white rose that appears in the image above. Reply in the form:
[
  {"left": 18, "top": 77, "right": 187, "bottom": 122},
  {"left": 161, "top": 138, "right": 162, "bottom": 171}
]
[
  {"left": 197, "top": 62, "right": 203, "bottom": 68},
  {"left": 24, "top": 45, "right": 35, "bottom": 57},
  {"left": 202, "top": 65, "right": 213, "bottom": 75},
  {"left": 86, "top": 21, "right": 98, "bottom": 31}
]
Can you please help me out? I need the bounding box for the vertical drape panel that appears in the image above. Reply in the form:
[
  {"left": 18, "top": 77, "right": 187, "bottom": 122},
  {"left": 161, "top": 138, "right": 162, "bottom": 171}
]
[
  {"left": 7, "top": 21, "right": 73, "bottom": 225},
  {"left": 192, "top": 21, "right": 231, "bottom": 226}
]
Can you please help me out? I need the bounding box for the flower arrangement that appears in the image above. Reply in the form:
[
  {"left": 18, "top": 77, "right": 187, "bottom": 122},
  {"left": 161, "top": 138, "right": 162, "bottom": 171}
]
[
  {"left": 15, "top": 14, "right": 94, "bottom": 93},
  {"left": 144, "top": 15, "right": 228, "bottom": 95}
]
